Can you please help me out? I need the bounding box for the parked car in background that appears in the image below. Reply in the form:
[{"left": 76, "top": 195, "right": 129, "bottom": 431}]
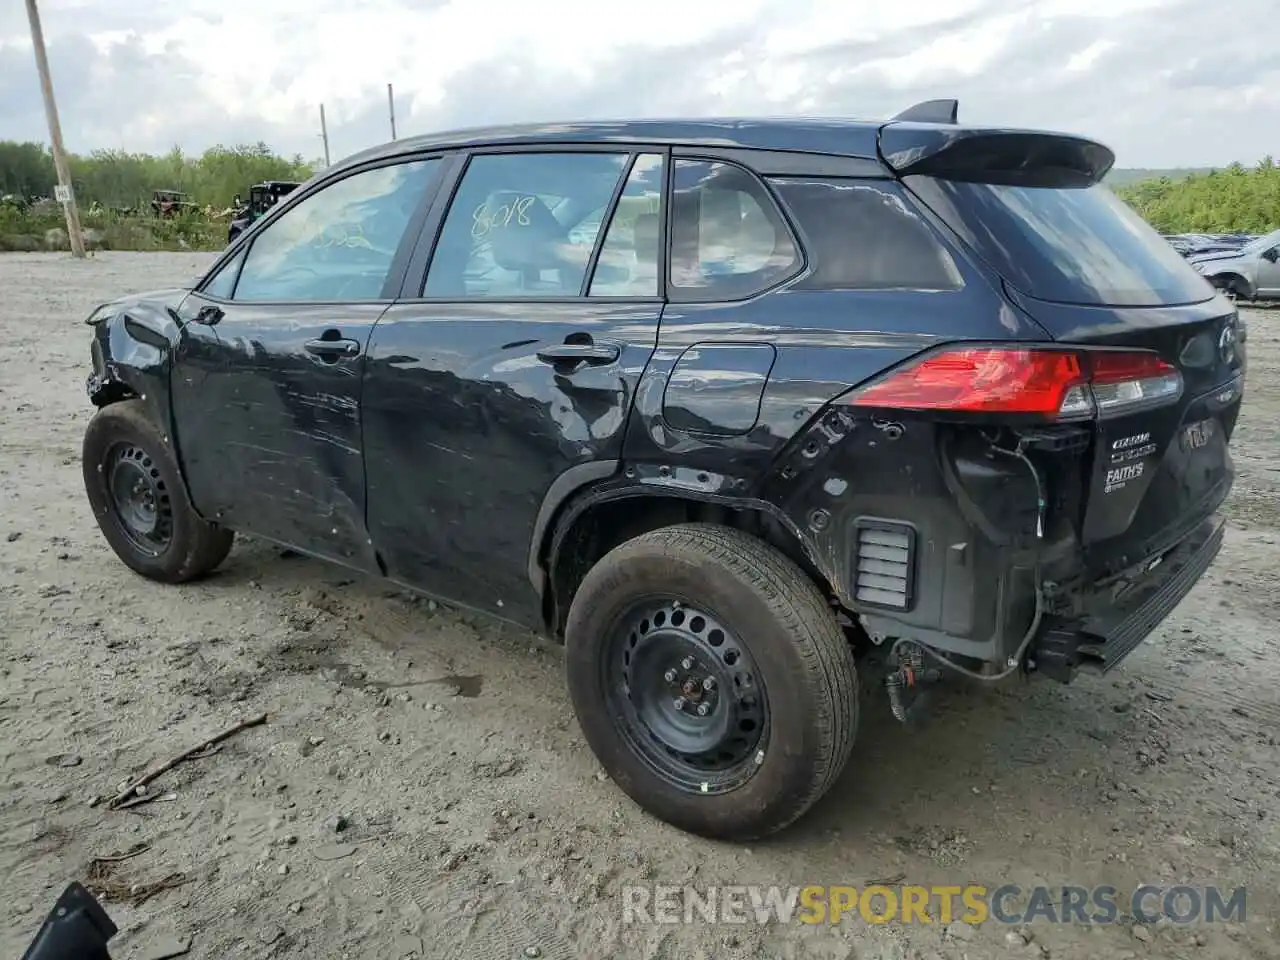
[
  {"left": 227, "top": 180, "right": 302, "bottom": 243},
  {"left": 1163, "top": 232, "right": 1258, "bottom": 259},
  {"left": 78, "top": 101, "right": 1242, "bottom": 840},
  {"left": 151, "top": 189, "right": 196, "bottom": 218},
  {"left": 1188, "top": 227, "right": 1280, "bottom": 301}
]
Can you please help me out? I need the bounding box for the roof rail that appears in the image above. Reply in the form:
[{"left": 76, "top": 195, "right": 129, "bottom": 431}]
[{"left": 890, "top": 99, "right": 959, "bottom": 124}]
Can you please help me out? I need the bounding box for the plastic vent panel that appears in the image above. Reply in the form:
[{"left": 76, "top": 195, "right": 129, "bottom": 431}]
[{"left": 852, "top": 520, "right": 916, "bottom": 611}]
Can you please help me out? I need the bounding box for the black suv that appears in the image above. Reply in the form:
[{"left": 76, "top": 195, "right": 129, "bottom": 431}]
[{"left": 81, "top": 101, "right": 1242, "bottom": 840}]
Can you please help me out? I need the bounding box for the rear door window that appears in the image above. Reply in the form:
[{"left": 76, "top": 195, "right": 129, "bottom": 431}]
[
  {"left": 588, "top": 153, "right": 665, "bottom": 298},
  {"left": 422, "top": 151, "right": 630, "bottom": 298},
  {"left": 906, "top": 176, "right": 1214, "bottom": 306},
  {"left": 668, "top": 160, "right": 801, "bottom": 301}
]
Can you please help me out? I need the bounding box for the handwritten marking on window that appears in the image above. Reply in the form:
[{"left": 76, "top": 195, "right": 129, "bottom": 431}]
[{"left": 471, "top": 195, "right": 536, "bottom": 240}]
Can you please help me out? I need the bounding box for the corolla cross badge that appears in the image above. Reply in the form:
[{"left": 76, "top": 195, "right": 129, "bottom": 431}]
[{"left": 1219, "top": 322, "right": 1237, "bottom": 364}]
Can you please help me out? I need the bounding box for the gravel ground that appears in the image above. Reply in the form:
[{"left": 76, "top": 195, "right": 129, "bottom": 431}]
[{"left": 2, "top": 251, "right": 1279, "bottom": 960}]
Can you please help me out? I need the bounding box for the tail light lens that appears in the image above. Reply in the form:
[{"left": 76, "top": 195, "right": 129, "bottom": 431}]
[
  {"left": 1089, "top": 351, "right": 1182, "bottom": 416},
  {"left": 844, "top": 346, "right": 1180, "bottom": 419}
]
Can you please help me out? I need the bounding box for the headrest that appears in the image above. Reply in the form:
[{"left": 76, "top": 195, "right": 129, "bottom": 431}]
[
  {"left": 633, "top": 213, "right": 659, "bottom": 264},
  {"left": 487, "top": 192, "right": 568, "bottom": 272}
]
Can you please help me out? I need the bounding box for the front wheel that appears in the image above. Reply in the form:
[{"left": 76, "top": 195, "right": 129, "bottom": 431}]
[
  {"left": 565, "top": 523, "right": 858, "bottom": 840},
  {"left": 82, "top": 399, "right": 234, "bottom": 583}
]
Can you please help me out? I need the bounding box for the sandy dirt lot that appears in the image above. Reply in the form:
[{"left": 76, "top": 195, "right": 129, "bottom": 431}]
[{"left": 2, "top": 251, "right": 1279, "bottom": 960}]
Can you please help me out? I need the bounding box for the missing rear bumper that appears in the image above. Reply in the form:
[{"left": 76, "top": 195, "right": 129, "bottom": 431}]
[{"left": 1030, "top": 516, "right": 1225, "bottom": 682}]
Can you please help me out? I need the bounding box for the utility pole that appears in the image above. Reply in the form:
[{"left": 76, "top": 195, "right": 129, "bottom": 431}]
[
  {"left": 387, "top": 83, "right": 397, "bottom": 141},
  {"left": 25, "top": 0, "right": 84, "bottom": 258},
  {"left": 318, "top": 103, "right": 331, "bottom": 167}
]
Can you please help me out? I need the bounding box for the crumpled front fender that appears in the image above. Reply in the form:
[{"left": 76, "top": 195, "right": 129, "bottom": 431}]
[
  {"left": 86, "top": 290, "right": 187, "bottom": 412},
  {"left": 84, "top": 289, "right": 209, "bottom": 517}
]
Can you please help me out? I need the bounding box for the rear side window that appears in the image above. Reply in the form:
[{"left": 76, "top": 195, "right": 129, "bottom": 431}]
[
  {"left": 771, "top": 178, "right": 964, "bottom": 291},
  {"left": 669, "top": 160, "right": 800, "bottom": 301},
  {"left": 423, "top": 151, "right": 630, "bottom": 298},
  {"left": 906, "top": 176, "right": 1214, "bottom": 307}
]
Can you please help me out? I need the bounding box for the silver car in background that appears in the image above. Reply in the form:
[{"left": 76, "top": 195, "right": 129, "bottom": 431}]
[{"left": 1189, "top": 227, "right": 1280, "bottom": 301}]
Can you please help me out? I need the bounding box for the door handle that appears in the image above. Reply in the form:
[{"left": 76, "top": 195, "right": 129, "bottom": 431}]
[
  {"left": 536, "top": 341, "right": 620, "bottom": 369},
  {"left": 304, "top": 337, "right": 361, "bottom": 358}
]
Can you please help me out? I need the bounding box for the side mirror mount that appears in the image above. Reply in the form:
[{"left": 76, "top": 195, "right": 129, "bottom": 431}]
[{"left": 1262, "top": 247, "right": 1279, "bottom": 263}]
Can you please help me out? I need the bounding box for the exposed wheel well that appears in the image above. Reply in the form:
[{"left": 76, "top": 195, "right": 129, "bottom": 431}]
[
  {"left": 1214, "top": 273, "right": 1250, "bottom": 298},
  {"left": 89, "top": 380, "right": 139, "bottom": 408},
  {"left": 544, "top": 493, "right": 839, "bottom": 639}
]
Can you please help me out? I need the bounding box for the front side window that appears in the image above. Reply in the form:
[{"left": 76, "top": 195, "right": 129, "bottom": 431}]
[
  {"left": 232, "top": 158, "right": 440, "bottom": 302},
  {"left": 202, "top": 247, "right": 246, "bottom": 300},
  {"left": 588, "top": 154, "right": 665, "bottom": 297},
  {"left": 669, "top": 160, "right": 800, "bottom": 301},
  {"left": 423, "top": 151, "right": 630, "bottom": 298}
]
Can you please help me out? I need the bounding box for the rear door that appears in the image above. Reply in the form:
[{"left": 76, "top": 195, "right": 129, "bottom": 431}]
[
  {"left": 896, "top": 135, "right": 1243, "bottom": 573},
  {"left": 362, "top": 147, "right": 667, "bottom": 626},
  {"left": 171, "top": 156, "right": 445, "bottom": 569}
]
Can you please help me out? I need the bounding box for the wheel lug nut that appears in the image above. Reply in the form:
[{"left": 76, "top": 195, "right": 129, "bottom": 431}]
[
  {"left": 673, "top": 697, "right": 686, "bottom": 710},
  {"left": 664, "top": 669, "right": 677, "bottom": 683},
  {"left": 681, "top": 657, "right": 694, "bottom": 670},
  {"left": 702, "top": 677, "right": 715, "bottom": 691},
  {"left": 696, "top": 703, "right": 710, "bottom": 717}
]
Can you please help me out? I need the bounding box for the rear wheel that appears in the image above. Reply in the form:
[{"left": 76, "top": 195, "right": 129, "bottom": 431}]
[
  {"left": 564, "top": 522, "right": 858, "bottom": 840},
  {"left": 83, "top": 400, "right": 233, "bottom": 583}
]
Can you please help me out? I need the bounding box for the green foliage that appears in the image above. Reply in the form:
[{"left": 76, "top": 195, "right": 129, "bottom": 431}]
[
  {"left": 0, "top": 204, "right": 226, "bottom": 252},
  {"left": 0, "top": 140, "right": 315, "bottom": 210},
  {"left": 0, "top": 140, "right": 317, "bottom": 252},
  {"left": 1114, "top": 158, "right": 1280, "bottom": 234}
]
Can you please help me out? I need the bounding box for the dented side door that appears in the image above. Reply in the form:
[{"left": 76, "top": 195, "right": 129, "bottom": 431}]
[{"left": 170, "top": 293, "right": 386, "bottom": 571}]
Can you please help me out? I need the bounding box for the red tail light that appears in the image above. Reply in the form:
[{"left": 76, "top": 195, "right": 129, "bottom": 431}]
[{"left": 845, "top": 346, "right": 1180, "bottom": 419}]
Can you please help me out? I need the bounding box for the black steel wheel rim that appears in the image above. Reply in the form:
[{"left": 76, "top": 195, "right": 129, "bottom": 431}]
[
  {"left": 604, "top": 598, "right": 769, "bottom": 795},
  {"left": 106, "top": 443, "right": 173, "bottom": 555}
]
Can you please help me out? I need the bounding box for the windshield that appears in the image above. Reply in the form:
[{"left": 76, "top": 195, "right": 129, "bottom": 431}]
[
  {"left": 1242, "top": 228, "right": 1280, "bottom": 255},
  {"left": 905, "top": 176, "right": 1215, "bottom": 306}
]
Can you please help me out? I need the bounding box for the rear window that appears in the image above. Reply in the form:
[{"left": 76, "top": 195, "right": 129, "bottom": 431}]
[{"left": 905, "top": 176, "right": 1215, "bottom": 307}]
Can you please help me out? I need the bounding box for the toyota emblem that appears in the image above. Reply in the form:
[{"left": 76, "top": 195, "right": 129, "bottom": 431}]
[{"left": 1219, "top": 322, "right": 1237, "bottom": 364}]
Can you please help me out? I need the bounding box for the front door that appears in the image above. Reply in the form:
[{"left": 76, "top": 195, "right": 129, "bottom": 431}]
[
  {"left": 1256, "top": 244, "right": 1280, "bottom": 298},
  {"left": 171, "top": 156, "right": 445, "bottom": 569},
  {"left": 362, "top": 149, "right": 667, "bottom": 625}
]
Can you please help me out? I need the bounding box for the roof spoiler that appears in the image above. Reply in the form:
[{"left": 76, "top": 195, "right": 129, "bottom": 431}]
[{"left": 890, "top": 99, "right": 958, "bottom": 125}]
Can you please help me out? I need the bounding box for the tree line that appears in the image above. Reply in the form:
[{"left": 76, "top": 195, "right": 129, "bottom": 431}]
[
  {"left": 0, "top": 141, "right": 315, "bottom": 210},
  {"left": 1113, "top": 158, "right": 1280, "bottom": 234},
  {"left": 1, "top": 140, "right": 1278, "bottom": 235}
]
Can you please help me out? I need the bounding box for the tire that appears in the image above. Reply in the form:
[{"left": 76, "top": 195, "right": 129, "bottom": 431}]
[
  {"left": 564, "top": 522, "right": 858, "bottom": 840},
  {"left": 82, "top": 399, "right": 234, "bottom": 583}
]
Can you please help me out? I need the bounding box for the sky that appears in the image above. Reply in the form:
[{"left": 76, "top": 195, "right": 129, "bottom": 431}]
[{"left": 0, "top": 0, "right": 1275, "bottom": 168}]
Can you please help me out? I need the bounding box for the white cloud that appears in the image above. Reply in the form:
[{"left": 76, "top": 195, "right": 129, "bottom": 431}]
[{"left": 1, "top": 0, "right": 1277, "bottom": 167}]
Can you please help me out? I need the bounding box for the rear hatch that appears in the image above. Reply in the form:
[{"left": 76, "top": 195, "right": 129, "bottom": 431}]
[{"left": 880, "top": 125, "right": 1244, "bottom": 577}]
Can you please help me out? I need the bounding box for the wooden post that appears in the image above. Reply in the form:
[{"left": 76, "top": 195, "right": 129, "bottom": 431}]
[
  {"left": 319, "top": 104, "right": 331, "bottom": 167},
  {"left": 25, "top": 0, "right": 85, "bottom": 258},
  {"left": 388, "top": 83, "right": 397, "bottom": 141}
]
